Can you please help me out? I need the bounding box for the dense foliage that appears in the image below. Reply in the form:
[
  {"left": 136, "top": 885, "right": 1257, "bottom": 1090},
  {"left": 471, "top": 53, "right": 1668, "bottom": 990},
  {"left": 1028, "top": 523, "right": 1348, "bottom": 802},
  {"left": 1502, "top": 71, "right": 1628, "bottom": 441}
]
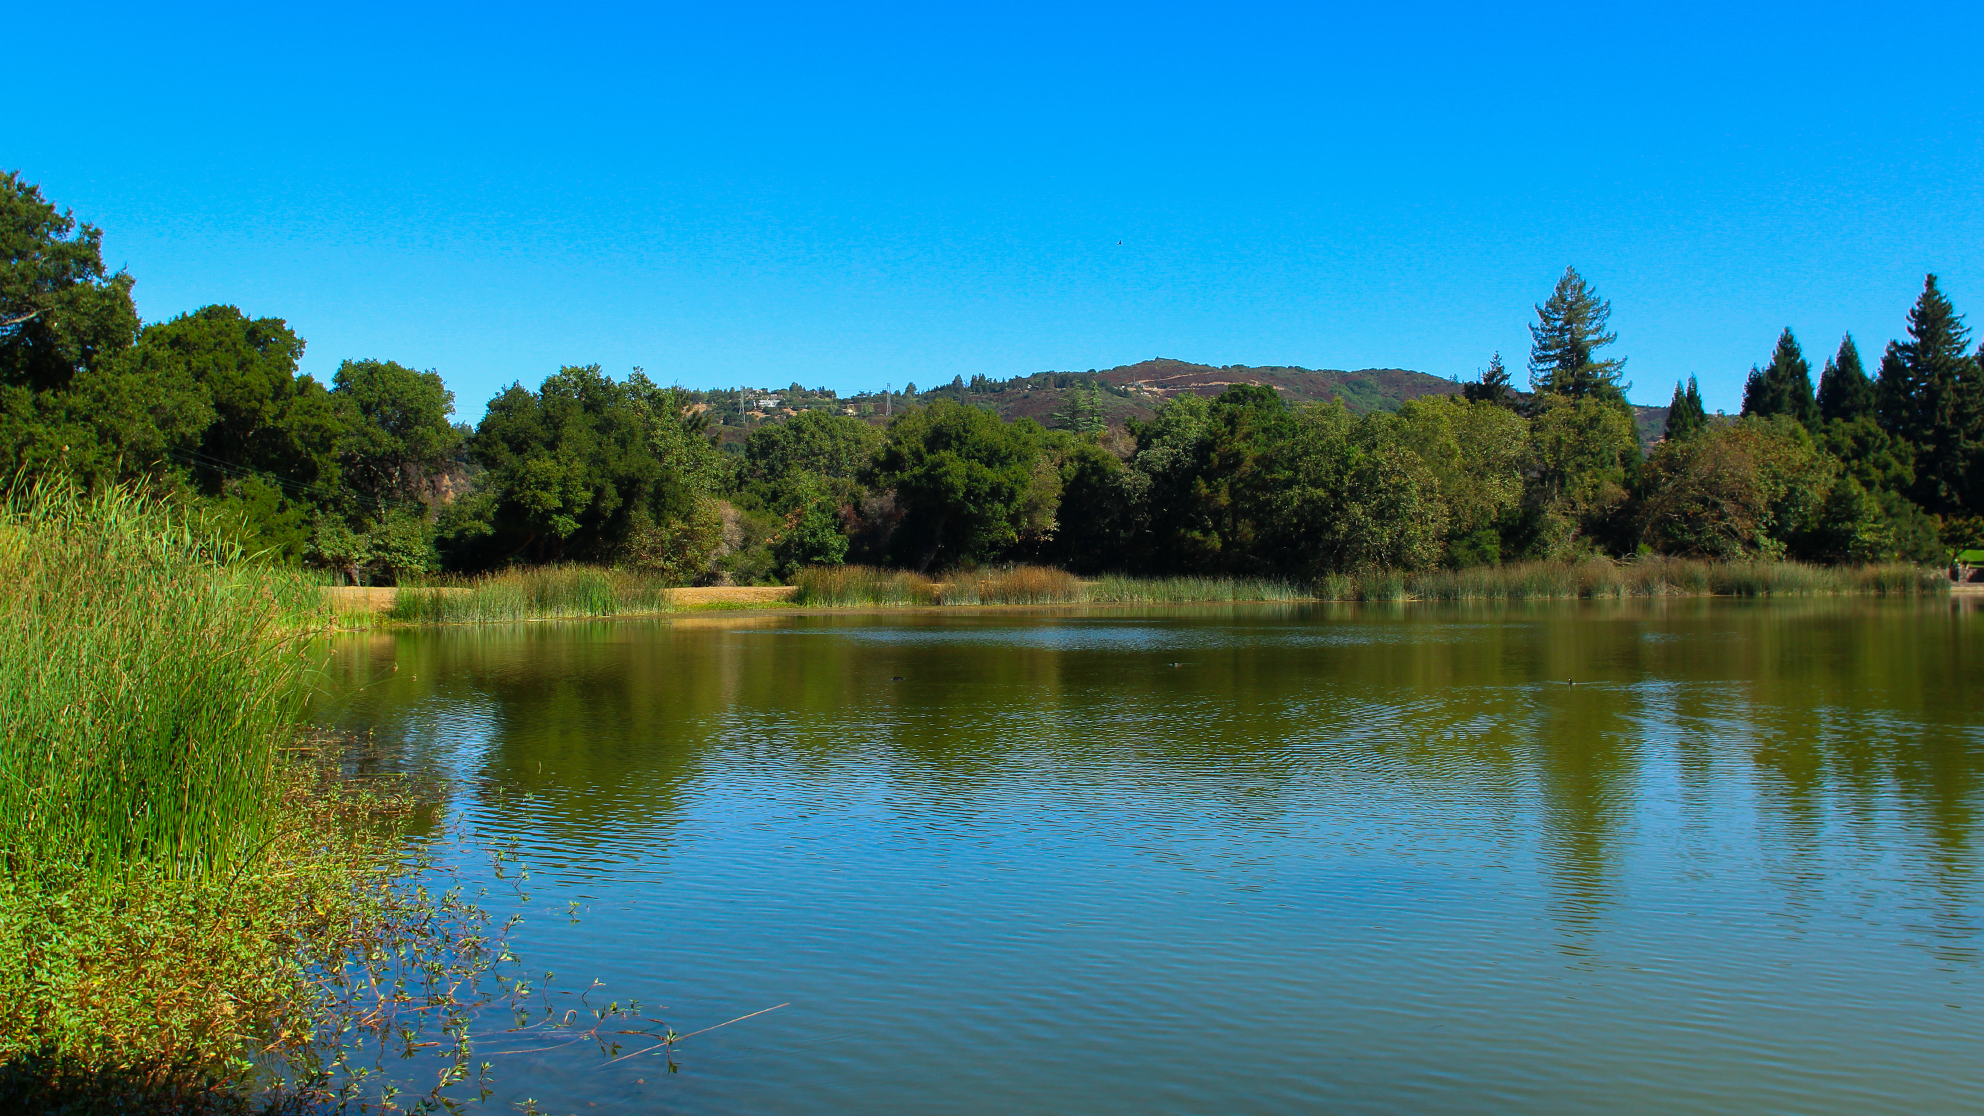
[{"left": 6, "top": 172, "right": 1978, "bottom": 581}]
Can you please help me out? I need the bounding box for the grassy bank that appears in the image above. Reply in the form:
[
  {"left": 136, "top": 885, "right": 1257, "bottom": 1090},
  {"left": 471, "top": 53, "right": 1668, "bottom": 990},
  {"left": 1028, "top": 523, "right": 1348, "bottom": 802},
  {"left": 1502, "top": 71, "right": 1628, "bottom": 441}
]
[
  {"left": 0, "top": 482, "right": 501, "bottom": 1112},
  {"left": 389, "top": 564, "right": 681, "bottom": 622},
  {"left": 1384, "top": 557, "right": 1947, "bottom": 601},
  {"left": 787, "top": 559, "right": 1947, "bottom": 608},
  {"left": 373, "top": 557, "right": 1950, "bottom": 625},
  {"left": 789, "top": 565, "right": 1315, "bottom": 607}
]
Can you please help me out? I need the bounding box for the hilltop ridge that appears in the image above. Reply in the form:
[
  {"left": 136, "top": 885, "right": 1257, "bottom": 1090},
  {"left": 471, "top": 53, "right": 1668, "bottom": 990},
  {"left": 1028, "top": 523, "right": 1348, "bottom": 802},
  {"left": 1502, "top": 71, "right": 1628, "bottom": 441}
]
[{"left": 685, "top": 357, "right": 1671, "bottom": 449}]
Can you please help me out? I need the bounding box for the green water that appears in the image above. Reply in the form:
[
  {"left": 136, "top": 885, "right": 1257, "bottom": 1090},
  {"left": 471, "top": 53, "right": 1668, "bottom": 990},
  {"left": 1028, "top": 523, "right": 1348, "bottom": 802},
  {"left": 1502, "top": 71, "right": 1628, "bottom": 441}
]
[{"left": 319, "top": 599, "right": 1984, "bottom": 1114}]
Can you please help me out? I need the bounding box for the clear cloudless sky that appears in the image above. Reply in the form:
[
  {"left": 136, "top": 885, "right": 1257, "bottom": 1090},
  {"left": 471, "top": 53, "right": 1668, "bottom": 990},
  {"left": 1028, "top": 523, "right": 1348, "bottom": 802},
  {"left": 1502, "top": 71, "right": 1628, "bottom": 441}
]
[{"left": 9, "top": 1, "right": 1983, "bottom": 419}]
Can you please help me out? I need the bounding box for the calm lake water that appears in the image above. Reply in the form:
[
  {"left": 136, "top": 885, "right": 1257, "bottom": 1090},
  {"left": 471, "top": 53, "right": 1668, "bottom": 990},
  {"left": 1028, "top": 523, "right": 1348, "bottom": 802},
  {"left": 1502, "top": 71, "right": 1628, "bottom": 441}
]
[{"left": 318, "top": 600, "right": 1984, "bottom": 1115}]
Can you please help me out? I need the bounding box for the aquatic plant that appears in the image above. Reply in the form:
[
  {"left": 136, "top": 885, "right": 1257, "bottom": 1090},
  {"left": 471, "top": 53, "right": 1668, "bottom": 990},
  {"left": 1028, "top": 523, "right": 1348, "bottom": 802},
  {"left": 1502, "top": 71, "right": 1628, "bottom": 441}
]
[
  {"left": 391, "top": 564, "right": 681, "bottom": 622},
  {"left": 0, "top": 481, "right": 556, "bottom": 1111},
  {"left": 790, "top": 564, "right": 938, "bottom": 606},
  {"left": 1402, "top": 557, "right": 1948, "bottom": 600},
  {"left": 937, "top": 565, "right": 1085, "bottom": 604},
  {"left": 0, "top": 480, "right": 320, "bottom": 876},
  {"left": 1085, "top": 574, "right": 1307, "bottom": 603}
]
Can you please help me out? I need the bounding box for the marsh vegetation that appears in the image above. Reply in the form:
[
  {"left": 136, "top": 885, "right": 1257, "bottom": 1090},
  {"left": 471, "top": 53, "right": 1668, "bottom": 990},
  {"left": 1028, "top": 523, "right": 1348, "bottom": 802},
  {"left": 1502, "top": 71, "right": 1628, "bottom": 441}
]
[{"left": 0, "top": 483, "right": 528, "bottom": 1112}]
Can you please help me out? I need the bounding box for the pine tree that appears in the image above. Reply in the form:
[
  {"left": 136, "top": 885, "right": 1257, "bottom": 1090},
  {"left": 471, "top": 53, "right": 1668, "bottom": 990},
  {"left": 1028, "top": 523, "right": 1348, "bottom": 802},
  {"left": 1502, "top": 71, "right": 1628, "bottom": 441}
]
[
  {"left": 1739, "top": 328, "right": 1818, "bottom": 428},
  {"left": 1663, "top": 376, "right": 1707, "bottom": 441},
  {"left": 1739, "top": 365, "right": 1765, "bottom": 418},
  {"left": 1815, "top": 334, "right": 1874, "bottom": 423},
  {"left": 1528, "top": 266, "right": 1627, "bottom": 401},
  {"left": 1876, "top": 274, "right": 1982, "bottom": 513},
  {"left": 1664, "top": 380, "right": 1690, "bottom": 440},
  {"left": 1055, "top": 382, "right": 1106, "bottom": 435},
  {"left": 1463, "top": 352, "right": 1516, "bottom": 407}
]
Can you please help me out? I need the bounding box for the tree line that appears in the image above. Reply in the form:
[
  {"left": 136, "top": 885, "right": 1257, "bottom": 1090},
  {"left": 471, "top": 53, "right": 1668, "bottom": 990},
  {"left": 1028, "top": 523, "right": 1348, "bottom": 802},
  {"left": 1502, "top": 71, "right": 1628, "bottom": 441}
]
[{"left": 3, "top": 170, "right": 1976, "bottom": 583}]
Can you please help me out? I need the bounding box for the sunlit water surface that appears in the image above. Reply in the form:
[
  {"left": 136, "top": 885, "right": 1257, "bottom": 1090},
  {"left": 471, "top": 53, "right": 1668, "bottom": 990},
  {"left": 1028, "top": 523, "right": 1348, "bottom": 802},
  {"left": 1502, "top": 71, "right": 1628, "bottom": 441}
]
[{"left": 318, "top": 600, "right": 1984, "bottom": 1114}]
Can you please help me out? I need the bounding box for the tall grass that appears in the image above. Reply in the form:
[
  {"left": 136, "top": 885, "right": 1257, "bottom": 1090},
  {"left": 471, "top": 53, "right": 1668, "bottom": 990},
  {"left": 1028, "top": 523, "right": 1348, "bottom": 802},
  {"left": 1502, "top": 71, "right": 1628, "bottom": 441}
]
[
  {"left": 390, "top": 564, "right": 680, "bottom": 622},
  {"left": 791, "top": 566, "right": 1308, "bottom": 606},
  {"left": 790, "top": 564, "right": 937, "bottom": 606},
  {"left": 1086, "top": 573, "right": 1310, "bottom": 603},
  {"left": 1402, "top": 558, "right": 1948, "bottom": 600},
  {"left": 0, "top": 480, "right": 555, "bottom": 1111},
  {"left": 937, "top": 565, "right": 1084, "bottom": 604},
  {"left": 783, "top": 560, "right": 1947, "bottom": 608},
  {"left": 0, "top": 480, "right": 320, "bottom": 878}
]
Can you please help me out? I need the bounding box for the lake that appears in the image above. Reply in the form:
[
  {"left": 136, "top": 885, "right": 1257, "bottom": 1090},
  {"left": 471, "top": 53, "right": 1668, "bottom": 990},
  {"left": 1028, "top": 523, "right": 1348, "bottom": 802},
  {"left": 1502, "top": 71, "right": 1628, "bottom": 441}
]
[{"left": 317, "top": 599, "right": 1984, "bottom": 1114}]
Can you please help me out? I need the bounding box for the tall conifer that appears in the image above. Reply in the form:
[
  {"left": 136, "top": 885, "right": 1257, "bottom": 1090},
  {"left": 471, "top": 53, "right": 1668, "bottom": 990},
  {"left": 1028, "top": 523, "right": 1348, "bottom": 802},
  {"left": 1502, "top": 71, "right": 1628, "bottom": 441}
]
[
  {"left": 1876, "top": 274, "right": 1982, "bottom": 513},
  {"left": 1663, "top": 377, "right": 1707, "bottom": 441},
  {"left": 1815, "top": 334, "right": 1874, "bottom": 423},
  {"left": 1463, "top": 352, "right": 1516, "bottom": 407},
  {"left": 1739, "top": 328, "right": 1818, "bottom": 428},
  {"left": 1528, "top": 267, "right": 1627, "bottom": 401}
]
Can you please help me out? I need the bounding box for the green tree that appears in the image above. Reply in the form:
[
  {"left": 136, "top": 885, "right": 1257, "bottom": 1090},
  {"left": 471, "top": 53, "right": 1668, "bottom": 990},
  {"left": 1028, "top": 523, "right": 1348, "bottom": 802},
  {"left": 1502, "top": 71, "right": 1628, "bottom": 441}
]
[
  {"left": 1528, "top": 267, "right": 1627, "bottom": 402},
  {"left": 1663, "top": 377, "right": 1708, "bottom": 441},
  {"left": 0, "top": 172, "right": 146, "bottom": 480},
  {"left": 1819, "top": 413, "right": 1915, "bottom": 496},
  {"left": 462, "top": 366, "right": 719, "bottom": 568},
  {"left": 331, "top": 359, "right": 461, "bottom": 507},
  {"left": 104, "top": 306, "right": 346, "bottom": 559},
  {"left": 737, "top": 410, "right": 878, "bottom": 573},
  {"left": 1520, "top": 395, "right": 1640, "bottom": 557},
  {"left": 1462, "top": 352, "right": 1517, "bottom": 408},
  {"left": 1055, "top": 381, "right": 1107, "bottom": 435},
  {"left": 0, "top": 172, "right": 138, "bottom": 395},
  {"left": 1044, "top": 440, "right": 1133, "bottom": 572},
  {"left": 771, "top": 486, "right": 851, "bottom": 576},
  {"left": 867, "top": 399, "right": 1047, "bottom": 571},
  {"left": 744, "top": 410, "right": 879, "bottom": 483},
  {"left": 1276, "top": 402, "right": 1444, "bottom": 573},
  {"left": 1876, "top": 275, "right": 1982, "bottom": 513},
  {"left": 1124, "top": 385, "right": 1298, "bottom": 574},
  {"left": 133, "top": 307, "right": 343, "bottom": 497},
  {"left": 1638, "top": 417, "right": 1832, "bottom": 559},
  {"left": 1393, "top": 395, "right": 1527, "bottom": 565},
  {"left": 1740, "top": 329, "right": 1819, "bottom": 429},
  {"left": 1816, "top": 334, "right": 1874, "bottom": 423},
  {"left": 309, "top": 507, "right": 439, "bottom": 585}
]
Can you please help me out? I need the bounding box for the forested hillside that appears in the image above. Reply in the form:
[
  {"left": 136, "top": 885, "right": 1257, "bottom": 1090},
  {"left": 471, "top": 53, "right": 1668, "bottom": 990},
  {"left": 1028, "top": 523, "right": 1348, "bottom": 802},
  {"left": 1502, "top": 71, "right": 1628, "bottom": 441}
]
[{"left": 3, "top": 170, "right": 1972, "bottom": 585}]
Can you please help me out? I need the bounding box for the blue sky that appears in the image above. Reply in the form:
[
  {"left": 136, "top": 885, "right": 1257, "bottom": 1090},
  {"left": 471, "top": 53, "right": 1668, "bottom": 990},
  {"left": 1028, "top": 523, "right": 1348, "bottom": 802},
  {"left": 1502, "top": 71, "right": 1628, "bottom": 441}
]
[{"left": 11, "top": 1, "right": 1983, "bottom": 418}]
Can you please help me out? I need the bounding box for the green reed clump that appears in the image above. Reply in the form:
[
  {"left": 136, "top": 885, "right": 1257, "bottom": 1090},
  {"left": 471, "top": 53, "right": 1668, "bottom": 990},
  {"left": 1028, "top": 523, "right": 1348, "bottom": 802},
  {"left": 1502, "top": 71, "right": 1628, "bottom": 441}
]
[
  {"left": 1849, "top": 563, "right": 1951, "bottom": 595},
  {"left": 390, "top": 564, "right": 679, "bottom": 622},
  {"left": 1401, "top": 557, "right": 1945, "bottom": 600},
  {"left": 938, "top": 565, "right": 1085, "bottom": 605},
  {"left": 0, "top": 481, "right": 572, "bottom": 1111},
  {"left": 1705, "top": 561, "right": 1815, "bottom": 596},
  {"left": 790, "top": 564, "right": 938, "bottom": 606},
  {"left": 1356, "top": 569, "right": 1408, "bottom": 602},
  {"left": 0, "top": 480, "right": 320, "bottom": 877},
  {"left": 1085, "top": 574, "right": 1307, "bottom": 603}
]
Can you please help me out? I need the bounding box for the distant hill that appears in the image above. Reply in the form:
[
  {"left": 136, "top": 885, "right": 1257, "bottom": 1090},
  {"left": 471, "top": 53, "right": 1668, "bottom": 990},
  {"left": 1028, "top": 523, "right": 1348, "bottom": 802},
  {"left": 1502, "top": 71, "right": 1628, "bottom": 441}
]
[
  {"left": 902, "top": 358, "right": 1468, "bottom": 428},
  {"left": 690, "top": 358, "right": 1673, "bottom": 451},
  {"left": 1633, "top": 405, "right": 1670, "bottom": 449}
]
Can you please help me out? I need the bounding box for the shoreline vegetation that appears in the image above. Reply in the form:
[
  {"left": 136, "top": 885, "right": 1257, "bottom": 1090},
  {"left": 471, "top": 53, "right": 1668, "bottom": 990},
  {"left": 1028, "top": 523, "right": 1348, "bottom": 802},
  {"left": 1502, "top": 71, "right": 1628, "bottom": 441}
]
[
  {"left": 368, "top": 558, "right": 1948, "bottom": 625},
  {"left": 12, "top": 163, "right": 1984, "bottom": 615},
  {"left": 0, "top": 482, "right": 532, "bottom": 1113}
]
